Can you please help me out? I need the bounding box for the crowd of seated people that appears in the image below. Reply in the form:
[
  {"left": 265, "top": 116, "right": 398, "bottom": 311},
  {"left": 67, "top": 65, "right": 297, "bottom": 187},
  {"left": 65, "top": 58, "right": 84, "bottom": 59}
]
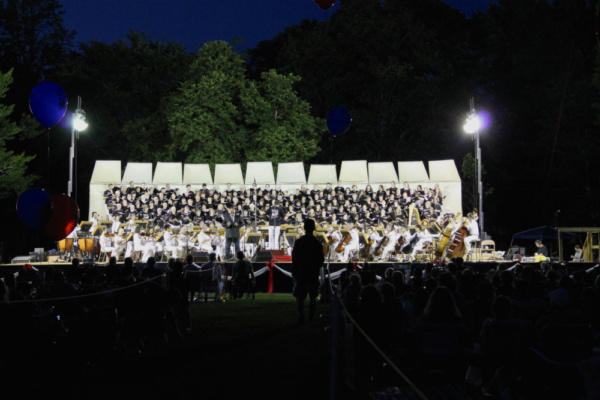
[
  {"left": 0, "top": 256, "right": 229, "bottom": 376},
  {"left": 90, "top": 180, "right": 454, "bottom": 262},
  {"left": 336, "top": 260, "right": 600, "bottom": 398}
]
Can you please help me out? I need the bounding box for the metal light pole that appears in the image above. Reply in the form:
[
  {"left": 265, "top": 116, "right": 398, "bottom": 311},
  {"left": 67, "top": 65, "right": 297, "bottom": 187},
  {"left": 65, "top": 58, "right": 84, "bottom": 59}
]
[
  {"left": 463, "top": 98, "right": 483, "bottom": 238},
  {"left": 68, "top": 96, "right": 88, "bottom": 201}
]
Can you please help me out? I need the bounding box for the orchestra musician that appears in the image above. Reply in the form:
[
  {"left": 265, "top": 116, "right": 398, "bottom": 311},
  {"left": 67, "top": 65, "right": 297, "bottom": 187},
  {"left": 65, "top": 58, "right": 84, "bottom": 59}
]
[
  {"left": 164, "top": 224, "right": 179, "bottom": 259},
  {"left": 99, "top": 227, "right": 115, "bottom": 257},
  {"left": 124, "top": 225, "right": 141, "bottom": 259},
  {"left": 326, "top": 225, "right": 342, "bottom": 261},
  {"left": 377, "top": 224, "right": 398, "bottom": 262},
  {"left": 364, "top": 226, "right": 381, "bottom": 259},
  {"left": 111, "top": 226, "right": 127, "bottom": 259},
  {"left": 342, "top": 223, "right": 360, "bottom": 262},
  {"left": 463, "top": 213, "right": 480, "bottom": 256},
  {"left": 177, "top": 225, "right": 194, "bottom": 259},
  {"left": 195, "top": 225, "right": 213, "bottom": 253},
  {"left": 408, "top": 224, "right": 437, "bottom": 261}
]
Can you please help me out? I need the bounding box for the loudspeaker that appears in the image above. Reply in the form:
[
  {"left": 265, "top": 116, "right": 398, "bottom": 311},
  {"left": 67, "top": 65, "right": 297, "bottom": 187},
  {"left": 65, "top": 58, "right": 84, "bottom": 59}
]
[
  {"left": 192, "top": 251, "right": 210, "bottom": 263},
  {"left": 253, "top": 251, "right": 273, "bottom": 262}
]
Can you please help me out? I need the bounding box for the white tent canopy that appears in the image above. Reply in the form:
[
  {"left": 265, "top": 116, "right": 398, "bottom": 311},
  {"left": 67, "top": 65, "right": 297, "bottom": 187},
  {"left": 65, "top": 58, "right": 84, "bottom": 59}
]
[
  {"left": 428, "top": 159, "right": 462, "bottom": 215},
  {"left": 89, "top": 160, "right": 121, "bottom": 220},
  {"left": 368, "top": 162, "right": 399, "bottom": 189},
  {"left": 121, "top": 162, "right": 153, "bottom": 187},
  {"left": 276, "top": 162, "right": 306, "bottom": 193},
  {"left": 245, "top": 161, "right": 276, "bottom": 187},
  {"left": 214, "top": 164, "right": 244, "bottom": 190},
  {"left": 153, "top": 162, "right": 183, "bottom": 189},
  {"left": 339, "top": 160, "right": 368, "bottom": 188},
  {"left": 307, "top": 164, "right": 337, "bottom": 189},
  {"left": 183, "top": 163, "right": 213, "bottom": 192}
]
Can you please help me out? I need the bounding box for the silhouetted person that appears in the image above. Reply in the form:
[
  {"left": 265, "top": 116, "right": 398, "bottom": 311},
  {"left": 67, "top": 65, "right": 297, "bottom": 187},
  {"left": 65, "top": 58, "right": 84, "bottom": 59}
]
[
  {"left": 291, "top": 218, "right": 324, "bottom": 324},
  {"left": 232, "top": 251, "right": 254, "bottom": 299}
]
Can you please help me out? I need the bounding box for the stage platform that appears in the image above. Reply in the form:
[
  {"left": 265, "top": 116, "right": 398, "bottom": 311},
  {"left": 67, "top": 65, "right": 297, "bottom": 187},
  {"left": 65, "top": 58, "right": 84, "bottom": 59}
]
[{"left": 1, "top": 259, "right": 596, "bottom": 294}]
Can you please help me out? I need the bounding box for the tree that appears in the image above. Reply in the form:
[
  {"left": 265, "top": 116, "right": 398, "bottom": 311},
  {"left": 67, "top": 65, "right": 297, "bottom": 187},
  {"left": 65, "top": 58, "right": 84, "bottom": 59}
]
[
  {"left": 248, "top": 0, "right": 474, "bottom": 164},
  {"left": 166, "top": 41, "right": 320, "bottom": 166},
  {"left": 0, "top": 69, "right": 35, "bottom": 198},
  {"left": 0, "top": 0, "right": 74, "bottom": 111},
  {"left": 54, "top": 31, "right": 192, "bottom": 162}
]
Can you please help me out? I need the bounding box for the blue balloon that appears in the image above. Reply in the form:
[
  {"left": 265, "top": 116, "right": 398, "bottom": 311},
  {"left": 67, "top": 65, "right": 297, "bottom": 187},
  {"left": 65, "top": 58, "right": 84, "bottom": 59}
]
[
  {"left": 16, "top": 188, "right": 53, "bottom": 230},
  {"left": 29, "top": 81, "right": 68, "bottom": 128},
  {"left": 326, "top": 106, "right": 352, "bottom": 137}
]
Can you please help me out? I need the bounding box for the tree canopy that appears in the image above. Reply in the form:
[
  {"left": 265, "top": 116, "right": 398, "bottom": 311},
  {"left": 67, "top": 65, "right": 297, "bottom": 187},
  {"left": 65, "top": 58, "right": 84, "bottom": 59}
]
[
  {"left": 0, "top": 69, "right": 35, "bottom": 198},
  {"left": 166, "top": 41, "right": 320, "bottom": 166}
]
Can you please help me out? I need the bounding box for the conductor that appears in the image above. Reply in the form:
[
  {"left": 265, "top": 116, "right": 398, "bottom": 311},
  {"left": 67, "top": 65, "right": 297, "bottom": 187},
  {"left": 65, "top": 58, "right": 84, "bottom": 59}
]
[
  {"left": 292, "top": 218, "right": 325, "bottom": 324},
  {"left": 224, "top": 206, "right": 242, "bottom": 261}
]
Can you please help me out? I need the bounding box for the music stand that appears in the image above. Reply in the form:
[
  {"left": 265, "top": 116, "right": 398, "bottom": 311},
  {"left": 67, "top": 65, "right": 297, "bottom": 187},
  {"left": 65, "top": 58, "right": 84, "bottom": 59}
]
[
  {"left": 246, "top": 233, "right": 261, "bottom": 245},
  {"left": 135, "top": 220, "right": 149, "bottom": 232},
  {"left": 99, "top": 220, "right": 112, "bottom": 234},
  {"left": 79, "top": 221, "right": 94, "bottom": 235}
]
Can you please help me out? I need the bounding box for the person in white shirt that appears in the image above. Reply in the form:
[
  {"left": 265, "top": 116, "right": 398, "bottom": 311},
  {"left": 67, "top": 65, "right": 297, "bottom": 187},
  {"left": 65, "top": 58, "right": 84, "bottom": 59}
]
[
  {"left": 326, "top": 225, "right": 342, "bottom": 261},
  {"left": 164, "top": 225, "right": 179, "bottom": 259},
  {"left": 571, "top": 245, "right": 583, "bottom": 262},
  {"left": 377, "top": 224, "right": 398, "bottom": 262},
  {"left": 463, "top": 213, "right": 480, "bottom": 254},
  {"left": 111, "top": 226, "right": 127, "bottom": 259},
  {"left": 195, "top": 225, "right": 213, "bottom": 253},
  {"left": 342, "top": 223, "right": 360, "bottom": 262}
]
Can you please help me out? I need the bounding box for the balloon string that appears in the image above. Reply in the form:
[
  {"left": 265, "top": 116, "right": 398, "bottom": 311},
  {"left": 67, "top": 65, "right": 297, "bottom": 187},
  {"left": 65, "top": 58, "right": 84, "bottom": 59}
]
[{"left": 47, "top": 128, "right": 50, "bottom": 190}]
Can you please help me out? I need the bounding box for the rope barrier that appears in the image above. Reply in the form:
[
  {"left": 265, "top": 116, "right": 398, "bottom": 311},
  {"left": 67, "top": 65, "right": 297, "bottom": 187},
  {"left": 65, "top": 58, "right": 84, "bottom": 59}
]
[
  {"left": 8, "top": 273, "right": 166, "bottom": 304},
  {"left": 325, "top": 263, "right": 428, "bottom": 400}
]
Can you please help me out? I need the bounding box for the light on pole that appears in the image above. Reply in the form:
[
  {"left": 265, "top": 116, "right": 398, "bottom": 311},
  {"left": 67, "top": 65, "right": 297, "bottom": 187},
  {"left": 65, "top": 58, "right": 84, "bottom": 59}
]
[
  {"left": 68, "top": 96, "right": 88, "bottom": 202},
  {"left": 463, "top": 98, "right": 483, "bottom": 238}
]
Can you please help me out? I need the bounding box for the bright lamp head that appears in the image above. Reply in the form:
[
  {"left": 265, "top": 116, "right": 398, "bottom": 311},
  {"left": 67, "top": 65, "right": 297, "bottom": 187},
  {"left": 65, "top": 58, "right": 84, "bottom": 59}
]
[
  {"left": 463, "top": 112, "right": 480, "bottom": 134},
  {"left": 73, "top": 110, "right": 88, "bottom": 132}
]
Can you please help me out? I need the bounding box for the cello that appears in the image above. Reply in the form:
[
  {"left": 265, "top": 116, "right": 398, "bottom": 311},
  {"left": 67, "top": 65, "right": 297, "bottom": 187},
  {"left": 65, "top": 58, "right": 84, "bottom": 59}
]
[
  {"left": 374, "top": 235, "right": 389, "bottom": 257},
  {"left": 335, "top": 232, "right": 351, "bottom": 253}
]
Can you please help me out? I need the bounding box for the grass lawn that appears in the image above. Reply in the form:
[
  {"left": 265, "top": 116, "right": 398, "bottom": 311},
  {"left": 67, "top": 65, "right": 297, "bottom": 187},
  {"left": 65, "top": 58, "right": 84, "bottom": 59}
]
[{"left": 4, "top": 292, "right": 333, "bottom": 400}]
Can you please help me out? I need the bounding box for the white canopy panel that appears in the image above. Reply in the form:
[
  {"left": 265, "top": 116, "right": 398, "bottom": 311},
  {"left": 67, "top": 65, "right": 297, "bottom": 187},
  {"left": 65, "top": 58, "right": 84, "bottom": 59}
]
[
  {"left": 90, "top": 160, "right": 121, "bottom": 184},
  {"left": 121, "top": 162, "right": 153, "bottom": 186},
  {"left": 153, "top": 162, "right": 183, "bottom": 187},
  {"left": 339, "top": 160, "right": 368, "bottom": 188},
  {"left": 183, "top": 164, "right": 213, "bottom": 193},
  {"left": 428, "top": 160, "right": 462, "bottom": 215},
  {"left": 307, "top": 164, "right": 337, "bottom": 190},
  {"left": 397, "top": 161, "right": 429, "bottom": 183},
  {"left": 245, "top": 161, "right": 275, "bottom": 187},
  {"left": 368, "top": 162, "right": 398, "bottom": 189},
  {"left": 276, "top": 162, "right": 306, "bottom": 193},
  {"left": 89, "top": 160, "right": 122, "bottom": 220},
  {"left": 428, "top": 160, "right": 461, "bottom": 182},
  {"left": 214, "top": 163, "right": 244, "bottom": 187}
]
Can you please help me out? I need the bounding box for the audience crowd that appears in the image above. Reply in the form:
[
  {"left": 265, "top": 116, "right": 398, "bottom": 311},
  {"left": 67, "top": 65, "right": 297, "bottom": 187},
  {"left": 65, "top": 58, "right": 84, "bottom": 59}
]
[{"left": 335, "top": 260, "right": 600, "bottom": 398}]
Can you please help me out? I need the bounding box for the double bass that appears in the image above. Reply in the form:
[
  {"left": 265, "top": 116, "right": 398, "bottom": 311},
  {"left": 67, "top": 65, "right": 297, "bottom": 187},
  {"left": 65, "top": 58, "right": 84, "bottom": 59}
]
[
  {"left": 435, "top": 212, "right": 461, "bottom": 259},
  {"left": 446, "top": 219, "right": 468, "bottom": 259}
]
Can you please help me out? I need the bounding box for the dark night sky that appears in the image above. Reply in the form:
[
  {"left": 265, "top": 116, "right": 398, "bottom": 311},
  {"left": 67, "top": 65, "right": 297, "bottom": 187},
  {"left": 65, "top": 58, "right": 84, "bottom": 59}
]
[{"left": 60, "top": 0, "right": 495, "bottom": 51}]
